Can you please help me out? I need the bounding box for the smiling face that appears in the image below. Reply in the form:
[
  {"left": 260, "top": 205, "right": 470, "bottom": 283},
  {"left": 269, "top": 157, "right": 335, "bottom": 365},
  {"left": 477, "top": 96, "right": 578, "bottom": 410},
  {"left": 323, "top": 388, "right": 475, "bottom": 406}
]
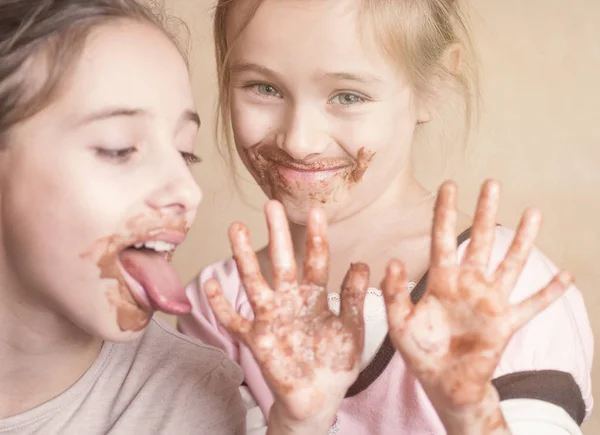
[
  {"left": 0, "top": 20, "right": 202, "bottom": 341},
  {"left": 226, "top": 0, "right": 429, "bottom": 224}
]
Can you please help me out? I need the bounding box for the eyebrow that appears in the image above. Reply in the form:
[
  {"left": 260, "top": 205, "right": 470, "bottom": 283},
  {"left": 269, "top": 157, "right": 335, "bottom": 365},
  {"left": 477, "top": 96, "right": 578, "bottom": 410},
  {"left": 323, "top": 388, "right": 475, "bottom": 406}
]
[
  {"left": 229, "top": 62, "right": 280, "bottom": 79},
  {"left": 229, "top": 62, "right": 382, "bottom": 85},
  {"left": 181, "top": 110, "right": 201, "bottom": 129},
  {"left": 321, "top": 71, "right": 383, "bottom": 84},
  {"left": 76, "top": 107, "right": 201, "bottom": 129}
]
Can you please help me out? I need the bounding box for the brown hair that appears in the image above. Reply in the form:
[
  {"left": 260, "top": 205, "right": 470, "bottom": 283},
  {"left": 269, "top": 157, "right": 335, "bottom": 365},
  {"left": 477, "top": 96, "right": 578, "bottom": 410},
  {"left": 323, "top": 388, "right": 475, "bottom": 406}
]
[
  {"left": 0, "top": 0, "right": 188, "bottom": 146},
  {"left": 213, "top": 0, "right": 479, "bottom": 172}
]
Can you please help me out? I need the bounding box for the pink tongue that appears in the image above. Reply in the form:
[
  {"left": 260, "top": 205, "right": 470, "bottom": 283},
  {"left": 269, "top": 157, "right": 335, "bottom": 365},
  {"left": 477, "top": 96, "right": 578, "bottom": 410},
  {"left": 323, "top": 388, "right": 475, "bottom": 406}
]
[{"left": 120, "top": 249, "right": 191, "bottom": 314}]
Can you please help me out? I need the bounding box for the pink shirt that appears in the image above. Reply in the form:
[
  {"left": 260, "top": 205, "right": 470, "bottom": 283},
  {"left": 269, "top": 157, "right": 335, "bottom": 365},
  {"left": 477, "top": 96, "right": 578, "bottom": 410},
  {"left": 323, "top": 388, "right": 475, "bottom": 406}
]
[{"left": 178, "top": 227, "right": 593, "bottom": 433}]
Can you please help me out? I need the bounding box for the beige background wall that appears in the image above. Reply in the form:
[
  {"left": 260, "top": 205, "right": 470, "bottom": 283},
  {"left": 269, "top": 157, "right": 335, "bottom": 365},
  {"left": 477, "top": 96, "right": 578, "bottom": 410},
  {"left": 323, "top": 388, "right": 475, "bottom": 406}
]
[{"left": 159, "top": 0, "right": 600, "bottom": 432}]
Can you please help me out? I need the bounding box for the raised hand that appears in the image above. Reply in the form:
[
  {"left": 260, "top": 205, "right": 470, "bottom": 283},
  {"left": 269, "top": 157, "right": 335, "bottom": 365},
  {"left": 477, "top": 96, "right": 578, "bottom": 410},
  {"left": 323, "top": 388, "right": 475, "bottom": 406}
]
[
  {"left": 381, "top": 180, "right": 572, "bottom": 433},
  {"left": 205, "top": 200, "right": 368, "bottom": 426}
]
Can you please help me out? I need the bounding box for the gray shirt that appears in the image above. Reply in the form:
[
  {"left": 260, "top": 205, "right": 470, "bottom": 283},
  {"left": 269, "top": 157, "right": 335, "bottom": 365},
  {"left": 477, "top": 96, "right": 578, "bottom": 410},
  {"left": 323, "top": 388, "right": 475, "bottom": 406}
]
[{"left": 0, "top": 319, "right": 246, "bottom": 434}]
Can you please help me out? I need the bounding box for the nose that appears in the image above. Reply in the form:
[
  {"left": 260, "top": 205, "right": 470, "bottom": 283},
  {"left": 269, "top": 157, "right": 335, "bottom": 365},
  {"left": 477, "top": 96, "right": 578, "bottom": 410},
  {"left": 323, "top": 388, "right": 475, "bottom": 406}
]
[
  {"left": 146, "top": 151, "right": 202, "bottom": 221},
  {"left": 278, "top": 104, "right": 329, "bottom": 160}
]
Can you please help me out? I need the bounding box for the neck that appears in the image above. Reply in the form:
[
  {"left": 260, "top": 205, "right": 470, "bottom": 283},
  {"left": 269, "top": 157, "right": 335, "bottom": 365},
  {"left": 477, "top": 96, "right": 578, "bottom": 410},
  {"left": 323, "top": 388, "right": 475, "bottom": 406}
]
[
  {"left": 0, "top": 281, "right": 102, "bottom": 419},
  {"left": 289, "top": 169, "right": 432, "bottom": 257}
]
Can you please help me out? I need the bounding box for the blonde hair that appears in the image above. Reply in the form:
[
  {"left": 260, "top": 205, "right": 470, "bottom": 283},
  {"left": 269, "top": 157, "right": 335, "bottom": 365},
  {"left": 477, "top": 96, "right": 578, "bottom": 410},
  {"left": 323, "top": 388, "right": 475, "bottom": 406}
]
[{"left": 213, "top": 0, "right": 479, "bottom": 174}]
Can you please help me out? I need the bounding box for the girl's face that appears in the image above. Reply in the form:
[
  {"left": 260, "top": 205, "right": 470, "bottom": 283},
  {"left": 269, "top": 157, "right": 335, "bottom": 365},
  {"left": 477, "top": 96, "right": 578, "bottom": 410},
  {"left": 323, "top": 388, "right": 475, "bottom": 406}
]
[
  {"left": 0, "top": 21, "right": 202, "bottom": 341},
  {"left": 228, "top": 0, "right": 429, "bottom": 224}
]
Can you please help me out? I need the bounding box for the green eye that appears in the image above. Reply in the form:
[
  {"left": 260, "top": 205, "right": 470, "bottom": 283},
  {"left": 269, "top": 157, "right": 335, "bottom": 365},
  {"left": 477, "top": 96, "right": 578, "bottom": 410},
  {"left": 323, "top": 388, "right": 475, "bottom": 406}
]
[
  {"left": 256, "top": 84, "right": 281, "bottom": 97},
  {"left": 330, "top": 92, "right": 364, "bottom": 105}
]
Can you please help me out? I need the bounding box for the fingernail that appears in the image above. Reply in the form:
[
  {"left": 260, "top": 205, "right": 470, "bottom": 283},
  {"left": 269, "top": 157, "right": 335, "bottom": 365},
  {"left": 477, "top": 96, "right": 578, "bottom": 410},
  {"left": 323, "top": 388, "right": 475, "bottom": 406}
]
[{"left": 558, "top": 270, "right": 574, "bottom": 284}]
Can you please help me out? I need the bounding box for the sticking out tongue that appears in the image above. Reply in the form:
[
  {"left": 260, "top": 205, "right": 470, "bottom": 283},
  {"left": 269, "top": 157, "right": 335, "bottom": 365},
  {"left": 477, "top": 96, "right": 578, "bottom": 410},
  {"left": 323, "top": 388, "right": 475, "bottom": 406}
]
[{"left": 119, "top": 248, "right": 191, "bottom": 314}]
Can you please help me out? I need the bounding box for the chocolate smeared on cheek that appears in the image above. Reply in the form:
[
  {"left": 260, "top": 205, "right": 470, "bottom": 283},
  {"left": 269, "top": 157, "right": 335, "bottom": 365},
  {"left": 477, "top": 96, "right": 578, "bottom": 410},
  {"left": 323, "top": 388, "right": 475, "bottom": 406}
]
[
  {"left": 347, "top": 146, "right": 375, "bottom": 184},
  {"left": 80, "top": 214, "right": 188, "bottom": 332},
  {"left": 96, "top": 237, "right": 150, "bottom": 332},
  {"left": 244, "top": 145, "right": 375, "bottom": 207},
  {"left": 245, "top": 146, "right": 306, "bottom": 203},
  {"left": 245, "top": 146, "right": 270, "bottom": 187}
]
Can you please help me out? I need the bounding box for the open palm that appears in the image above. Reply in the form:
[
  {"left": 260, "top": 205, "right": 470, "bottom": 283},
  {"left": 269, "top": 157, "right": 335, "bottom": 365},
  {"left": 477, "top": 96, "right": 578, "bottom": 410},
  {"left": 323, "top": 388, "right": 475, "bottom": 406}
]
[
  {"left": 382, "top": 180, "right": 572, "bottom": 410},
  {"left": 205, "top": 201, "right": 369, "bottom": 421}
]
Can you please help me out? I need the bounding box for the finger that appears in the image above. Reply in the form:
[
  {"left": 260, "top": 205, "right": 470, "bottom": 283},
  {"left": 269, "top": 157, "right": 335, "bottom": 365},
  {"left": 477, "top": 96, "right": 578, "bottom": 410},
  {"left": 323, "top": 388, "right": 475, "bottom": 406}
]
[
  {"left": 430, "top": 181, "right": 458, "bottom": 269},
  {"left": 462, "top": 179, "right": 500, "bottom": 271},
  {"left": 507, "top": 271, "right": 572, "bottom": 332},
  {"left": 494, "top": 208, "right": 542, "bottom": 293},
  {"left": 265, "top": 200, "right": 298, "bottom": 290},
  {"left": 381, "top": 259, "right": 414, "bottom": 336},
  {"left": 301, "top": 207, "right": 330, "bottom": 288},
  {"left": 228, "top": 222, "right": 271, "bottom": 312},
  {"left": 205, "top": 278, "right": 252, "bottom": 338},
  {"left": 339, "top": 262, "right": 369, "bottom": 327}
]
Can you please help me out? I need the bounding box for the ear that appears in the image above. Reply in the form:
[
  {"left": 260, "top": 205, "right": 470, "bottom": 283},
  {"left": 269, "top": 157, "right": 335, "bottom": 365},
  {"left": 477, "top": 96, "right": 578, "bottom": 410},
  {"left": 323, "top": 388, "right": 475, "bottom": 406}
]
[
  {"left": 415, "top": 96, "right": 433, "bottom": 124},
  {"left": 444, "top": 43, "right": 463, "bottom": 75},
  {"left": 416, "top": 43, "right": 463, "bottom": 124}
]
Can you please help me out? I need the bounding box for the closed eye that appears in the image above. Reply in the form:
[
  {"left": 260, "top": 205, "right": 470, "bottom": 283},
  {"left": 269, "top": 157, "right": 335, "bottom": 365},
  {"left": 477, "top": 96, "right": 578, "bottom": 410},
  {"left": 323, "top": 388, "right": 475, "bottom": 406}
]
[
  {"left": 95, "top": 147, "right": 137, "bottom": 162},
  {"left": 181, "top": 151, "right": 201, "bottom": 166}
]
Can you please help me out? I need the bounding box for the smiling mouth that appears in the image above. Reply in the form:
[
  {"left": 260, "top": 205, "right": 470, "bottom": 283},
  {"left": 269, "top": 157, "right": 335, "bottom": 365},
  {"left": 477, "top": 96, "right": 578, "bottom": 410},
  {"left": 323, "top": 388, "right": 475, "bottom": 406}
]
[
  {"left": 273, "top": 158, "right": 349, "bottom": 173},
  {"left": 275, "top": 160, "right": 350, "bottom": 172},
  {"left": 274, "top": 164, "right": 348, "bottom": 183},
  {"left": 117, "top": 232, "right": 192, "bottom": 315},
  {"left": 257, "top": 147, "right": 352, "bottom": 181}
]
